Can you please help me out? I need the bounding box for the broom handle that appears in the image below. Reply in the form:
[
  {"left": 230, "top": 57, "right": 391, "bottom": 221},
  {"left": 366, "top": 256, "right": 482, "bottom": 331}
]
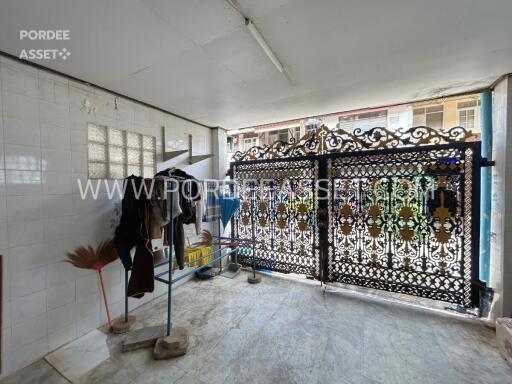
[{"left": 97, "top": 269, "right": 113, "bottom": 329}]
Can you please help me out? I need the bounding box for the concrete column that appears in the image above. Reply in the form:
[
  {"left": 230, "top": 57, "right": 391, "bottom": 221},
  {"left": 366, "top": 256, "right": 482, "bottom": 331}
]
[
  {"left": 211, "top": 127, "right": 228, "bottom": 180},
  {"left": 490, "top": 75, "right": 512, "bottom": 317}
]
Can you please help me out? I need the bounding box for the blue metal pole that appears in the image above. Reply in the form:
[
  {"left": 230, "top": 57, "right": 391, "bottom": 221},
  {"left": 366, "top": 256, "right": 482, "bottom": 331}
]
[{"left": 480, "top": 91, "right": 492, "bottom": 283}]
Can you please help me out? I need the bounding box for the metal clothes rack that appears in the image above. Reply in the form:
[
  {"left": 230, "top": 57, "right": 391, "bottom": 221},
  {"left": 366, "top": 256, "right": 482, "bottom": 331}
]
[{"left": 122, "top": 179, "right": 256, "bottom": 337}]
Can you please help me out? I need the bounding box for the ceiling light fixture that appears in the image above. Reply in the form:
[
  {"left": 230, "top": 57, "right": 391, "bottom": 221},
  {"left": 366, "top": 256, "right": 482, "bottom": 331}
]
[
  {"left": 224, "top": 0, "right": 293, "bottom": 85},
  {"left": 245, "top": 19, "right": 284, "bottom": 73}
]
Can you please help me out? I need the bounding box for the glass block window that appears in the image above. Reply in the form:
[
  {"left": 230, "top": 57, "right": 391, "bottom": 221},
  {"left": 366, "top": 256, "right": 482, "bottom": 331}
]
[{"left": 87, "top": 123, "right": 156, "bottom": 179}]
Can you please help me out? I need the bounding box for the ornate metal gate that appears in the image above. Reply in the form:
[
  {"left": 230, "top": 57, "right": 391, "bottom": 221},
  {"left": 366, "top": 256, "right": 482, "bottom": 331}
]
[
  {"left": 231, "top": 126, "right": 482, "bottom": 306},
  {"left": 231, "top": 158, "right": 320, "bottom": 277}
]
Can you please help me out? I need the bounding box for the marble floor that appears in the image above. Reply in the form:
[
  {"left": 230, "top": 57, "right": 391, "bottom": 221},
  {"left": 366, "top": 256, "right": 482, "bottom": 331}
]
[{"left": 2, "top": 271, "right": 511, "bottom": 384}]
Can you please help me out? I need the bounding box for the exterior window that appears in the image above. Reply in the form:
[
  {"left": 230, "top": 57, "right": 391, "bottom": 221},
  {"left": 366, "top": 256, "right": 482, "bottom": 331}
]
[
  {"left": 277, "top": 129, "right": 288, "bottom": 142},
  {"left": 413, "top": 106, "right": 443, "bottom": 129},
  {"left": 457, "top": 100, "right": 478, "bottom": 130},
  {"left": 87, "top": 123, "right": 156, "bottom": 179},
  {"left": 294, "top": 127, "right": 301, "bottom": 140},
  {"left": 338, "top": 111, "right": 387, "bottom": 131},
  {"left": 305, "top": 118, "right": 318, "bottom": 133},
  {"left": 243, "top": 137, "right": 258, "bottom": 151}
]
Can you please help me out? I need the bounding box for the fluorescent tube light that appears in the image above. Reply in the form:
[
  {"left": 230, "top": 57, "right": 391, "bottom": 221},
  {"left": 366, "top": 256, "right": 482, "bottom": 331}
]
[{"left": 245, "top": 19, "right": 284, "bottom": 73}]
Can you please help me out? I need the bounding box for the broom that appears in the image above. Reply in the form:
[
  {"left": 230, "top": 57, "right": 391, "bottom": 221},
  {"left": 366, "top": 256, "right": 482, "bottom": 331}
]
[{"left": 65, "top": 240, "right": 118, "bottom": 331}]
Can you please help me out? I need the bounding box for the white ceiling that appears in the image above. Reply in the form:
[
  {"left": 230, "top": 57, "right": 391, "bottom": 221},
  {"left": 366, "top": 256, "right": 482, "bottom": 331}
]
[{"left": 1, "top": 0, "right": 511, "bottom": 129}]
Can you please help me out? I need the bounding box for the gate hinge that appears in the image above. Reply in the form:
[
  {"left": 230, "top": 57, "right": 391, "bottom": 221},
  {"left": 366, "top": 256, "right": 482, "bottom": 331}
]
[{"left": 481, "top": 158, "right": 495, "bottom": 167}]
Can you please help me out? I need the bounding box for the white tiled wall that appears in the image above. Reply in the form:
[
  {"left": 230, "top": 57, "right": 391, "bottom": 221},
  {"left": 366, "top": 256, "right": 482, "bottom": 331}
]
[{"left": 0, "top": 56, "right": 215, "bottom": 376}]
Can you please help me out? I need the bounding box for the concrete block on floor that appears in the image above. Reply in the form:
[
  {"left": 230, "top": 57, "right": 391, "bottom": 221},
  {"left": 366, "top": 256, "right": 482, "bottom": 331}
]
[
  {"left": 121, "top": 325, "right": 166, "bottom": 352},
  {"left": 153, "top": 327, "right": 189, "bottom": 360}
]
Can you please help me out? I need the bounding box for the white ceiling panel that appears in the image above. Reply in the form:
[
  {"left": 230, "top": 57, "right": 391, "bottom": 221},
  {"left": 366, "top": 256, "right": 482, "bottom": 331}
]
[
  {"left": 0, "top": 0, "right": 511, "bottom": 129},
  {"left": 141, "top": 0, "right": 242, "bottom": 45}
]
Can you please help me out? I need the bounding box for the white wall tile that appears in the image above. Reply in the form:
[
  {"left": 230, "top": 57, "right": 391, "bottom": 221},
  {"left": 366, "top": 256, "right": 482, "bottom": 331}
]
[
  {"left": 0, "top": 220, "right": 8, "bottom": 248},
  {"left": 42, "top": 149, "right": 72, "bottom": 172},
  {"left": 4, "top": 144, "right": 41, "bottom": 171},
  {"left": 1, "top": 62, "right": 39, "bottom": 99},
  {"left": 12, "top": 313, "right": 47, "bottom": 349},
  {"left": 70, "top": 129, "right": 87, "bottom": 152},
  {"left": 39, "top": 100, "right": 70, "bottom": 129},
  {"left": 43, "top": 194, "right": 73, "bottom": 218},
  {"left": 0, "top": 170, "right": 6, "bottom": 195},
  {"left": 69, "top": 85, "right": 94, "bottom": 111},
  {"left": 71, "top": 151, "right": 87, "bottom": 173},
  {"left": 45, "top": 260, "right": 75, "bottom": 288},
  {"left": 3, "top": 117, "right": 40, "bottom": 147},
  {"left": 10, "top": 290, "right": 46, "bottom": 322},
  {"left": 1, "top": 252, "right": 10, "bottom": 328},
  {"left": 69, "top": 108, "right": 91, "bottom": 131},
  {"left": 10, "top": 266, "right": 46, "bottom": 299},
  {"left": 101, "top": 295, "right": 124, "bottom": 323},
  {"left": 2, "top": 91, "right": 39, "bottom": 123},
  {"left": 0, "top": 89, "right": 4, "bottom": 142},
  {"left": 75, "top": 294, "right": 100, "bottom": 336},
  {"left": 71, "top": 173, "right": 88, "bottom": 195},
  {"left": 48, "top": 322, "right": 76, "bottom": 351},
  {"left": 76, "top": 273, "right": 100, "bottom": 299},
  {"left": 5, "top": 170, "right": 42, "bottom": 196},
  {"left": 47, "top": 301, "right": 75, "bottom": 335},
  {"left": 8, "top": 243, "right": 46, "bottom": 273},
  {"left": 7, "top": 219, "right": 44, "bottom": 247},
  {"left": 41, "top": 123, "right": 70, "bottom": 150},
  {"left": 0, "top": 197, "right": 6, "bottom": 222},
  {"left": 46, "top": 280, "right": 75, "bottom": 310},
  {"left": 77, "top": 313, "right": 99, "bottom": 338},
  {"left": 2, "top": 326, "right": 13, "bottom": 365},
  {"left": 38, "top": 76, "right": 69, "bottom": 106},
  {"left": 44, "top": 215, "right": 75, "bottom": 241},
  {"left": 44, "top": 238, "right": 73, "bottom": 265},
  {"left": 6, "top": 195, "right": 43, "bottom": 221},
  {"left": 8, "top": 337, "right": 48, "bottom": 373},
  {"left": 42, "top": 171, "right": 72, "bottom": 195}
]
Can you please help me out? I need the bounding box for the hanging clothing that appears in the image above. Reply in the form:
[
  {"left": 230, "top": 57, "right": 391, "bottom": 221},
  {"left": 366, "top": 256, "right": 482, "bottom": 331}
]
[
  {"left": 203, "top": 186, "right": 220, "bottom": 222},
  {"left": 156, "top": 168, "right": 203, "bottom": 269},
  {"left": 113, "top": 176, "right": 155, "bottom": 298},
  {"left": 149, "top": 176, "right": 182, "bottom": 240},
  {"left": 219, "top": 195, "right": 241, "bottom": 229},
  {"left": 157, "top": 168, "right": 202, "bottom": 228},
  {"left": 113, "top": 175, "right": 148, "bottom": 270}
]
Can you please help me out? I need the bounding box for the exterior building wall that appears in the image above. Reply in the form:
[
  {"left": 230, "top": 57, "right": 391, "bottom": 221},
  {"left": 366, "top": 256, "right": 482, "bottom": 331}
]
[{"left": 228, "top": 94, "right": 482, "bottom": 162}]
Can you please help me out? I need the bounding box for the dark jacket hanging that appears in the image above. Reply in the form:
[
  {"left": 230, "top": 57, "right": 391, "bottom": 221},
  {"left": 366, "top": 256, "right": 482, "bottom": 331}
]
[{"left": 113, "top": 176, "right": 154, "bottom": 298}]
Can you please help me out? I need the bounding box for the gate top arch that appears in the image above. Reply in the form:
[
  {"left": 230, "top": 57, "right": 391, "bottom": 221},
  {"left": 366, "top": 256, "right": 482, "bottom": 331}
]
[{"left": 232, "top": 125, "right": 478, "bottom": 162}]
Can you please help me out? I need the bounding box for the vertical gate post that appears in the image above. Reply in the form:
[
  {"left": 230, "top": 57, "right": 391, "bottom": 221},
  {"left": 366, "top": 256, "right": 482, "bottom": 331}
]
[
  {"left": 317, "top": 157, "right": 329, "bottom": 283},
  {"left": 480, "top": 91, "right": 493, "bottom": 283}
]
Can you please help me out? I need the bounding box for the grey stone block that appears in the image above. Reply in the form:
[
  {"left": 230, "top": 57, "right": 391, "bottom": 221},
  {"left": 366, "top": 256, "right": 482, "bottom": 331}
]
[
  {"left": 153, "top": 327, "right": 189, "bottom": 360},
  {"left": 121, "top": 325, "right": 166, "bottom": 352}
]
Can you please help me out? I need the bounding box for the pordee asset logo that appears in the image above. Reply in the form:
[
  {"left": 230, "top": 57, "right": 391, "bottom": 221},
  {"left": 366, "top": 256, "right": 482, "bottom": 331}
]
[{"left": 18, "top": 30, "right": 71, "bottom": 60}]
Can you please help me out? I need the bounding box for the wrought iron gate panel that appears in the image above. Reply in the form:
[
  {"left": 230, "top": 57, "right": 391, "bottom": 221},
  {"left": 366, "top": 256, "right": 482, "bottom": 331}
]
[
  {"left": 232, "top": 158, "right": 320, "bottom": 277},
  {"left": 230, "top": 126, "right": 481, "bottom": 307},
  {"left": 327, "top": 144, "right": 479, "bottom": 306}
]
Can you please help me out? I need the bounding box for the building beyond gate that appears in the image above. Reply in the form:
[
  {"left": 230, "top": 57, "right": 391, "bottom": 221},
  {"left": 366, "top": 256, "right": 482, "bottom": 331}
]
[{"left": 230, "top": 125, "right": 483, "bottom": 307}]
